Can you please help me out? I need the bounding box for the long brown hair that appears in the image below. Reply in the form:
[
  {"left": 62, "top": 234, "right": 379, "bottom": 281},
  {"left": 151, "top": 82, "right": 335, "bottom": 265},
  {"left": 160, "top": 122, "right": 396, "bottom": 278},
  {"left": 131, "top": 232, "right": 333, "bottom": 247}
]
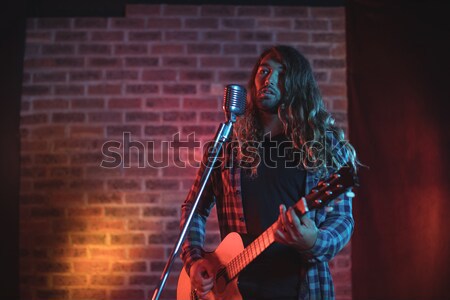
[{"left": 234, "top": 45, "right": 358, "bottom": 177}]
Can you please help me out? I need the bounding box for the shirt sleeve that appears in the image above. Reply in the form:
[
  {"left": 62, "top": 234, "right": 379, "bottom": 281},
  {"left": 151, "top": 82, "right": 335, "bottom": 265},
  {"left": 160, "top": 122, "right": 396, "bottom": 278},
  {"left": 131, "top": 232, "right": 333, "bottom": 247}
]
[
  {"left": 301, "top": 134, "right": 357, "bottom": 263},
  {"left": 301, "top": 189, "right": 354, "bottom": 263},
  {"left": 180, "top": 143, "right": 219, "bottom": 275}
]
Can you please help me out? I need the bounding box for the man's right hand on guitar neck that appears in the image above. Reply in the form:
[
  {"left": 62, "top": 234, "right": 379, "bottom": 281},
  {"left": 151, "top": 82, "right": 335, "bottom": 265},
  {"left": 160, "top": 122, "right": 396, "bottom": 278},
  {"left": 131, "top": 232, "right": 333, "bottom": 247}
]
[{"left": 189, "top": 258, "right": 214, "bottom": 299}]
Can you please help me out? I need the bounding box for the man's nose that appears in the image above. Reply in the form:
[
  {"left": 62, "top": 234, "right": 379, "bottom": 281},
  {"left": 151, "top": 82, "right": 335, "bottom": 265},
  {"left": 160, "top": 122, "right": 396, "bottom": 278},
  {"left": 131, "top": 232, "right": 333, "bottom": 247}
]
[{"left": 265, "top": 73, "right": 277, "bottom": 86}]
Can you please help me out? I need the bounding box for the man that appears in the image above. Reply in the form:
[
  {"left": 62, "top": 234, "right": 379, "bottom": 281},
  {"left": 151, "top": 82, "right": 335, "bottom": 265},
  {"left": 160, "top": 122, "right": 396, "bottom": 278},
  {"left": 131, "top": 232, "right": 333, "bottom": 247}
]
[{"left": 180, "top": 45, "right": 358, "bottom": 299}]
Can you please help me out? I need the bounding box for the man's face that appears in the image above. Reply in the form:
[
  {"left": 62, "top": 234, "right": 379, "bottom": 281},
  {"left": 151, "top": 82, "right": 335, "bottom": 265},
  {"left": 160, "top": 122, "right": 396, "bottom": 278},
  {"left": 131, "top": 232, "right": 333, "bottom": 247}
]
[{"left": 253, "top": 55, "right": 285, "bottom": 113}]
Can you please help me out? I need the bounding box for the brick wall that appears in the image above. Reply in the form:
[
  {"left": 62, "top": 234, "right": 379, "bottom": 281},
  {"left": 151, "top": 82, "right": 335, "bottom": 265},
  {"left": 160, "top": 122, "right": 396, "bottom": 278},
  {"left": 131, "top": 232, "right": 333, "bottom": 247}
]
[{"left": 20, "top": 4, "right": 350, "bottom": 300}]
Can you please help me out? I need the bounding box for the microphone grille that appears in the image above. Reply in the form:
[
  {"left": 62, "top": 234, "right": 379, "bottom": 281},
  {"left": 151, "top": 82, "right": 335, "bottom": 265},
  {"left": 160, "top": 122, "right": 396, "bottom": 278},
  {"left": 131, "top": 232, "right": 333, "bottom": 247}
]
[{"left": 223, "top": 84, "right": 246, "bottom": 118}]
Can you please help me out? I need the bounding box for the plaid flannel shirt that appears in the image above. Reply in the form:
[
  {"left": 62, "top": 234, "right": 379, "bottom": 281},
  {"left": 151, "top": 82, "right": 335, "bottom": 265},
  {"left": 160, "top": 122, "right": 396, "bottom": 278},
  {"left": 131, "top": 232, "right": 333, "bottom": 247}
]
[{"left": 180, "top": 139, "right": 354, "bottom": 300}]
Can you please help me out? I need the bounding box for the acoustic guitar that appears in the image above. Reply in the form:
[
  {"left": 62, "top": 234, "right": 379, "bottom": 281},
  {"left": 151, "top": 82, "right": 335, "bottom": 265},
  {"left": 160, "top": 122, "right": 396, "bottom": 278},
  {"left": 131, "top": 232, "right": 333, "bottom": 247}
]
[{"left": 177, "top": 167, "right": 357, "bottom": 300}]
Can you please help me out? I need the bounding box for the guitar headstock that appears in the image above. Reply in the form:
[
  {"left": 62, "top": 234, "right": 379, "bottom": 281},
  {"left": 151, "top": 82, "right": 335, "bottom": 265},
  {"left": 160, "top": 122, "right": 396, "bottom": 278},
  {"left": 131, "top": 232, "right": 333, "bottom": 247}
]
[{"left": 295, "top": 166, "right": 358, "bottom": 215}]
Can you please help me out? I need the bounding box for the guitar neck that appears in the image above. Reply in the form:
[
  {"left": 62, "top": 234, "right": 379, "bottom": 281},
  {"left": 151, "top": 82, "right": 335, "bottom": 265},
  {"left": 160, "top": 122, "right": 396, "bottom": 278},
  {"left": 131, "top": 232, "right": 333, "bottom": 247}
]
[{"left": 225, "top": 222, "right": 277, "bottom": 279}]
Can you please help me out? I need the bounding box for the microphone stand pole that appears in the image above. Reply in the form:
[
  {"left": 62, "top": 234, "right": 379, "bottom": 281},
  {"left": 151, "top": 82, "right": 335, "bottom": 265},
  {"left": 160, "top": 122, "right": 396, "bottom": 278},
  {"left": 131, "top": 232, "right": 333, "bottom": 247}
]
[{"left": 150, "top": 120, "right": 234, "bottom": 300}]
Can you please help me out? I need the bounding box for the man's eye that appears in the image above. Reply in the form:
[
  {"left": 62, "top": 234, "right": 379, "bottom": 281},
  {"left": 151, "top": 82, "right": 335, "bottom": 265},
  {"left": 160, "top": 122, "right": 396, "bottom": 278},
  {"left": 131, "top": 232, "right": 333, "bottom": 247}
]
[{"left": 259, "top": 69, "right": 269, "bottom": 75}]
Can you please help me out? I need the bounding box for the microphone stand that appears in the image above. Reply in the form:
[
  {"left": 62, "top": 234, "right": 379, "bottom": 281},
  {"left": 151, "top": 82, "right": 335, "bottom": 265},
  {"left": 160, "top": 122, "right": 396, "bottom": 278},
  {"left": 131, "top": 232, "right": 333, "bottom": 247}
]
[{"left": 150, "top": 119, "right": 235, "bottom": 300}]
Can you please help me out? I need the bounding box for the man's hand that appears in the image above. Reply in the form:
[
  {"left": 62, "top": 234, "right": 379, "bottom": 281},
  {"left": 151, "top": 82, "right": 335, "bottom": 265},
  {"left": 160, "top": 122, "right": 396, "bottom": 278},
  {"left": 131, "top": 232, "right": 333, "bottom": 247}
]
[
  {"left": 189, "top": 258, "right": 214, "bottom": 299},
  {"left": 274, "top": 204, "right": 318, "bottom": 251}
]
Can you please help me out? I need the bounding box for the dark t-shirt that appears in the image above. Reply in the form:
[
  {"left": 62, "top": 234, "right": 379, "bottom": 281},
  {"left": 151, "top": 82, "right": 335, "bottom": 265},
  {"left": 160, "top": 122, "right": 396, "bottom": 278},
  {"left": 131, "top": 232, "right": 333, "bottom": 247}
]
[{"left": 239, "top": 134, "right": 306, "bottom": 299}]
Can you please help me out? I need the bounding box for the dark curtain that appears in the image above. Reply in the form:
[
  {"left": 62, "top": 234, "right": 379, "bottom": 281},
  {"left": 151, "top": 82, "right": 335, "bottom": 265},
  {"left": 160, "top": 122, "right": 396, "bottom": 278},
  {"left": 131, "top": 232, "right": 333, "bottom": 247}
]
[{"left": 347, "top": 1, "right": 450, "bottom": 299}]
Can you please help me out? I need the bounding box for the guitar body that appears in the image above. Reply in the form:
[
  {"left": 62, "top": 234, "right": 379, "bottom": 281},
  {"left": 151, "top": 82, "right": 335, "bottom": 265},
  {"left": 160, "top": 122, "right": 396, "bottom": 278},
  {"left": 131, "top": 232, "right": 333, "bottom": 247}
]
[{"left": 177, "top": 232, "right": 244, "bottom": 300}]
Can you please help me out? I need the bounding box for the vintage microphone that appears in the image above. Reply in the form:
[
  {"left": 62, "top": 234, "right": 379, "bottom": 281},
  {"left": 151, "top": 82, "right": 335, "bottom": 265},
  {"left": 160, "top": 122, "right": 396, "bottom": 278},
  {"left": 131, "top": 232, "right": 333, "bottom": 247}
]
[{"left": 151, "top": 84, "right": 246, "bottom": 300}]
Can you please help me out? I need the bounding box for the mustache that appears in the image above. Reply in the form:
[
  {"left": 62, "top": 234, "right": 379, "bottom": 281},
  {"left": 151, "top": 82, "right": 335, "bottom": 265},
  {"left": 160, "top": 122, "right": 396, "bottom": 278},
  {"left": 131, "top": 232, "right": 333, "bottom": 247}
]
[{"left": 258, "top": 85, "right": 277, "bottom": 94}]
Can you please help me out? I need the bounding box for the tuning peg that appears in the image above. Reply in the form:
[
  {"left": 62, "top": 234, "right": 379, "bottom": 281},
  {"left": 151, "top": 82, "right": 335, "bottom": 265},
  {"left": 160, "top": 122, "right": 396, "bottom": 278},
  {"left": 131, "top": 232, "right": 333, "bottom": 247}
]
[
  {"left": 315, "top": 199, "right": 322, "bottom": 205},
  {"left": 325, "top": 206, "right": 334, "bottom": 213},
  {"left": 346, "top": 191, "right": 355, "bottom": 198},
  {"left": 325, "top": 191, "right": 333, "bottom": 196}
]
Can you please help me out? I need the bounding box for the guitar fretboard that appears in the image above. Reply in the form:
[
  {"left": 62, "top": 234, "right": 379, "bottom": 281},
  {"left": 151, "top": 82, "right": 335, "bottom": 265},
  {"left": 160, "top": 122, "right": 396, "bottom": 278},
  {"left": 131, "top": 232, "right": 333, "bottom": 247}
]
[{"left": 225, "top": 223, "right": 277, "bottom": 280}]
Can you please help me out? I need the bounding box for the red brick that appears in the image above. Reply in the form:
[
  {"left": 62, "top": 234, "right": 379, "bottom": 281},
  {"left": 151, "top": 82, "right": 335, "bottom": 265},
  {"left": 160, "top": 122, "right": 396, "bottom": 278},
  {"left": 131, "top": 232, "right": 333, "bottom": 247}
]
[
  {"left": 91, "top": 275, "right": 124, "bottom": 286},
  {"left": 125, "top": 84, "right": 159, "bottom": 94},
  {"left": 163, "top": 111, "right": 196, "bottom": 122},
  {"left": 126, "top": 4, "right": 161, "bottom": 17},
  {"left": 74, "top": 18, "right": 107, "bottom": 29},
  {"left": 125, "top": 193, "right": 160, "bottom": 204},
  {"left": 36, "top": 261, "right": 71, "bottom": 272},
  {"left": 107, "top": 179, "right": 142, "bottom": 191},
  {"left": 127, "top": 219, "right": 163, "bottom": 231},
  {"left": 91, "top": 31, "right": 124, "bottom": 42},
  {"left": 200, "top": 56, "right": 235, "bottom": 68},
  {"left": 109, "top": 97, "right": 142, "bottom": 109},
  {"left": 21, "top": 140, "right": 48, "bottom": 152},
  {"left": 71, "top": 288, "right": 106, "bottom": 300},
  {"left": 201, "top": 5, "right": 236, "bottom": 16},
  {"left": 55, "top": 31, "right": 88, "bottom": 42},
  {"left": 237, "top": 6, "right": 271, "bottom": 16},
  {"left": 146, "top": 97, "right": 180, "bottom": 109},
  {"left": 295, "top": 20, "right": 330, "bottom": 30},
  {"left": 51, "top": 248, "right": 88, "bottom": 258},
  {"left": 33, "top": 72, "right": 67, "bottom": 83},
  {"left": 111, "top": 18, "right": 145, "bottom": 29},
  {"left": 331, "top": 44, "right": 347, "bottom": 56},
  {"left": 276, "top": 32, "right": 310, "bottom": 43},
  {"left": 128, "top": 247, "right": 165, "bottom": 259},
  {"left": 69, "top": 180, "right": 103, "bottom": 190},
  {"left": 150, "top": 44, "right": 184, "bottom": 54},
  {"left": 49, "top": 167, "right": 83, "bottom": 178},
  {"left": 163, "top": 5, "right": 199, "bottom": 16},
  {"left": 165, "top": 31, "right": 198, "bottom": 41},
  {"left": 25, "top": 58, "right": 85, "bottom": 69},
  {"left": 298, "top": 45, "right": 331, "bottom": 56},
  {"left": 128, "top": 31, "right": 162, "bottom": 41},
  {"left": 203, "top": 31, "right": 237, "bottom": 41},
  {"left": 144, "top": 125, "right": 178, "bottom": 136},
  {"left": 107, "top": 125, "right": 141, "bottom": 137},
  {"left": 180, "top": 70, "right": 213, "bottom": 81},
  {"left": 35, "top": 153, "right": 68, "bottom": 165},
  {"left": 73, "top": 261, "right": 109, "bottom": 273},
  {"left": 226, "top": 44, "right": 258, "bottom": 55},
  {"left": 20, "top": 274, "right": 48, "bottom": 286},
  {"left": 88, "top": 57, "right": 122, "bottom": 68},
  {"left": 185, "top": 18, "right": 218, "bottom": 29},
  {"left": 147, "top": 18, "right": 181, "bottom": 29},
  {"left": 239, "top": 31, "right": 273, "bottom": 41},
  {"left": 34, "top": 180, "right": 67, "bottom": 191},
  {"left": 88, "top": 84, "right": 121, "bottom": 95},
  {"left": 79, "top": 44, "right": 111, "bottom": 55},
  {"left": 187, "top": 43, "right": 220, "bottom": 54},
  {"left": 114, "top": 44, "right": 147, "bottom": 55},
  {"left": 222, "top": 18, "right": 255, "bottom": 29},
  {"left": 53, "top": 275, "right": 87, "bottom": 286},
  {"left": 70, "top": 126, "right": 104, "bottom": 137},
  {"left": 110, "top": 289, "right": 145, "bottom": 300},
  {"left": 89, "top": 248, "right": 126, "bottom": 259},
  {"left": 105, "top": 207, "right": 140, "bottom": 218},
  {"left": 21, "top": 113, "right": 48, "bottom": 125},
  {"left": 273, "top": 7, "right": 308, "bottom": 17},
  {"left": 106, "top": 70, "right": 139, "bottom": 80},
  {"left": 71, "top": 153, "right": 104, "bottom": 164},
  {"left": 162, "top": 57, "right": 197, "bottom": 67},
  {"left": 71, "top": 98, "right": 104, "bottom": 109},
  {"left": 312, "top": 33, "right": 346, "bottom": 43},
  {"left": 52, "top": 112, "right": 85, "bottom": 123},
  {"left": 22, "top": 85, "right": 50, "bottom": 96},
  {"left": 183, "top": 97, "right": 219, "bottom": 110},
  {"left": 142, "top": 69, "right": 177, "bottom": 81},
  {"left": 129, "top": 275, "right": 159, "bottom": 285},
  {"left": 183, "top": 125, "right": 216, "bottom": 136},
  {"left": 111, "top": 261, "right": 146, "bottom": 272},
  {"left": 36, "top": 289, "right": 69, "bottom": 300},
  {"left": 125, "top": 57, "right": 159, "bottom": 67},
  {"left": 310, "top": 7, "right": 345, "bottom": 18},
  {"left": 142, "top": 206, "right": 178, "bottom": 217},
  {"left": 54, "top": 85, "right": 85, "bottom": 95},
  {"left": 313, "top": 59, "right": 346, "bottom": 69},
  {"left": 163, "top": 84, "right": 196, "bottom": 95},
  {"left": 42, "top": 45, "right": 75, "bottom": 55},
  {"left": 257, "top": 19, "right": 292, "bottom": 29},
  {"left": 218, "top": 70, "right": 250, "bottom": 82},
  {"left": 88, "top": 192, "right": 122, "bottom": 204},
  {"left": 148, "top": 233, "right": 178, "bottom": 244},
  {"left": 69, "top": 71, "right": 102, "bottom": 81},
  {"left": 125, "top": 112, "right": 160, "bottom": 122},
  {"left": 68, "top": 207, "right": 102, "bottom": 218},
  {"left": 110, "top": 233, "right": 145, "bottom": 245},
  {"left": 320, "top": 84, "right": 347, "bottom": 97}
]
